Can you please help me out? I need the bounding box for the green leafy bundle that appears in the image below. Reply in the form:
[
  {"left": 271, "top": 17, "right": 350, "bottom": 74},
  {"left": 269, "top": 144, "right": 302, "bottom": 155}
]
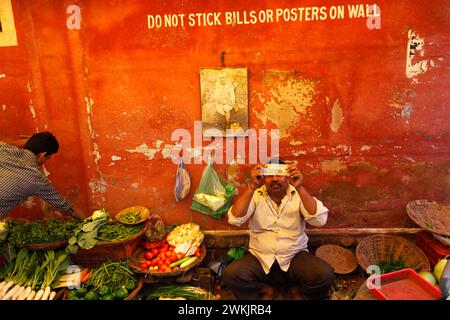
[
  {"left": 96, "top": 222, "right": 143, "bottom": 242},
  {"left": 66, "top": 209, "right": 109, "bottom": 254},
  {"left": 6, "top": 219, "right": 80, "bottom": 246}
]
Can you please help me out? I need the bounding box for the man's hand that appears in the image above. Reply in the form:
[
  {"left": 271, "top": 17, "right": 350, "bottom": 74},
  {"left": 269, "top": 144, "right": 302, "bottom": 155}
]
[
  {"left": 249, "top": 164, "right": 266, "bottom": 189},
  {"left": 288, "top": 164, "right": 304, "bottom": 189}
]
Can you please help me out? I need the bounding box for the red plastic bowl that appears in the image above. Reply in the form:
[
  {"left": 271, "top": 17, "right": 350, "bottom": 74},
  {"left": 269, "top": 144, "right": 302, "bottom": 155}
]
[{"left": 368, "top": 268, "right": 442, "bottom": 300}]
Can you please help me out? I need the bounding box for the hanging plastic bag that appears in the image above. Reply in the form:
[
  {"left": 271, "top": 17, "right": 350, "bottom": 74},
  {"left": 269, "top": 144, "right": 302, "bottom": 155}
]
[
  {"left": 191, "top": 160, "right": 236, "bottom": 219},
  {"left": 174, "top": 160, "right": 191, "bottom": 202}
]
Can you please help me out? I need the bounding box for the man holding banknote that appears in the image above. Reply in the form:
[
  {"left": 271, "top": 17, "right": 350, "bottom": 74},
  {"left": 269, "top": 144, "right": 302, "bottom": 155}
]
[{"left": 222, "top": 158, "right": 335, "bottom": 300}]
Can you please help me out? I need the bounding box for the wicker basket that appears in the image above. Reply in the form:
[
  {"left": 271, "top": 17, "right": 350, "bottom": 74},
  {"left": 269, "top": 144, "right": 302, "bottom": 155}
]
[
  {"left": 24, "top": 240, "right": 67, "bottom": 251},
  {"left": 130, "top": 245, "right": 206, "bottom": 277},
  {"left": 70, "top": 228, "right": 146, "bottom": 267},
  {"left": 116, "top": 206, "right": 150, "bottom": 225},
  {"left": 356, "top": 235, "right": 430, "bottom": 274},
  {"left": 315, "top": 244, "right": 358, "bottom": 274},
  {"left": 406, "top": 200, "right": 450, "bottom": 237}
]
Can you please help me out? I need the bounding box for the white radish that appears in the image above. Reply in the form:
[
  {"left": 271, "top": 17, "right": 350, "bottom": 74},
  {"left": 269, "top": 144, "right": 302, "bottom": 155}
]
[
  {"left": 0, "top": 281, "right": 7, "bottom": 291},
  {"left": 0, "top": 281, "right": 14, "bottom": 298},
  {"left": 34, "top": 288, "right": 44, "bottom": 300},
  {"left": 41, "top": 286, "right": 51, "bottom": 300},
  {"left": 49, "top": 291, "right": 56, "bottom": 300},
  {"left": 18, "top": 286, "right": 32, "bottom": 300},
  {"left": 3, "top": 283, "right": 21, "bottom": 300},
  {"left": 26, "top": 290, "right": 36, "bottom": 300},
  {"left": 12, "top": 286, "right": 25, "bottom": 300}
]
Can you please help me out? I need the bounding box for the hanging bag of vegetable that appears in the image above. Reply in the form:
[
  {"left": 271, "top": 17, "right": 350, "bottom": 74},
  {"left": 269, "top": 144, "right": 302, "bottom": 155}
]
[{"left": 190, "top": 158, "right": 236, "bottom": 219}]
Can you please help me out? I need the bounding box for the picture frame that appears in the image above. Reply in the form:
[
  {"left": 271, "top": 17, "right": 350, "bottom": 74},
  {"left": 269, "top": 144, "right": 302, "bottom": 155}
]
[{"left": 200, "top": 67, "right": 249, "bottom": 137}]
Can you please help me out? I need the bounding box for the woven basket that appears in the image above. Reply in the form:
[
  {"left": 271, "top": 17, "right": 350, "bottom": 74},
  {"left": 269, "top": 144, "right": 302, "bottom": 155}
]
[
  {"left": 24, "top": 240, "right": 67, "bottom": 251},
  {"left": 406, "top": 200, "right": 450, "bottom": 237},
  {"left": 356, "top": 235, "right": 430, "bottom": 274},
  {"left": 130, "top": 245, "right": 206, "bottom": 277},
  {"left": 70, "top": 228, "right": 146, "bottom": 267},
  {"left": 315, "top": 244, "right": 358, "bottom": 274},
  {"left": 116, "top": 206, "right": 150, "bottom": 225}
]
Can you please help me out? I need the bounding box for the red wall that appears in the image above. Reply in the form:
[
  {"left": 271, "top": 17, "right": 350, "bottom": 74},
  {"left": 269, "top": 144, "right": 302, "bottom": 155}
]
[{"left": 1, "top": 0, "right": 449, "bottom": 230}]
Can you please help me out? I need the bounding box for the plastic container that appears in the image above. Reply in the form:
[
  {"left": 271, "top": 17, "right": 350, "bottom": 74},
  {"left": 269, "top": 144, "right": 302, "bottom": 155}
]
[
  {"left": 368, "top": 268, "right": 442, "bottom": 300},
  {"left": 416, "top": 231, "right": 450, "bottom": 267}
]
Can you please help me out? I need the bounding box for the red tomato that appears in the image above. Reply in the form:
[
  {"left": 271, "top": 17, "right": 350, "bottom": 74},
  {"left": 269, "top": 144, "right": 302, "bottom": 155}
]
[
  {"left": 214, "top": 284, "right": 222, "bottom": 292},
  {"left": 144, "top": 251, "right": 154, "bottom": 260},
  {"left": 139, "top": 262, "right": 149, "bottom": 269},
  {"left": 168, "top": 256, "right": 178, "bottom": 263},
  {"left": 176, "top": 253, "right": 184, "bottom": 260},
  {"left": 151, "top": 249, "right": 159, "bottom": 256}
]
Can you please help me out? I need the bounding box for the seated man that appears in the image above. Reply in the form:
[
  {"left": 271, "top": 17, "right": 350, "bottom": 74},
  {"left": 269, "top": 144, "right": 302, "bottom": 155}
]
[
  {"left": 0, "top": 132, "right": 85, "bottom": 220},
  {"left": 222, "top": 158, "right": 335, "bottom": 300}
]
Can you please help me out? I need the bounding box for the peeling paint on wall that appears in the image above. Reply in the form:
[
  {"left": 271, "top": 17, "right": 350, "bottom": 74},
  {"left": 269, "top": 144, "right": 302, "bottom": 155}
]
[
  {"left": 255, "top": 73, "right": 317, "bottom": 138},
  {"left": 111, "top": 155, "right": 122, "bottom": 161},
  {"left": 320, "top": 159, "right": 348, "bottom": 174},
  {"left": 361, "top": 145, "right": 371, "bottom": 152},
  {"left": 126, "top": 142, "right": 178, "bottom": 161},
  {"left": 84, "top": 96, "right": 107, "bottom": 204},
  {"left": 1, "top": 105, "right": 6, "bottom": 111},
  {"left": 406, "top": 30, "right": 434, "bottom": 79},
  {"left": 29, "top": 105, "right": 36, "bottom": 118},
  {"left": 330, "top": 99, "right": 344, "bottom": 133},
  {"left": 131, "top": 182, "right": 139, "bottom": 189},
  {"left": 0, "top": 73, "right": 6, "bottom": 78},
  {"left": 290, "top": 140, "right": 303, "bottom": 146}
]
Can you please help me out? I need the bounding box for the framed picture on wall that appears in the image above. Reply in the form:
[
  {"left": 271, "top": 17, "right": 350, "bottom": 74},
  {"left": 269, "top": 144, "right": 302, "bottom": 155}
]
[{"left": 200, "top": 67, "right": 249, "bottom": 137}]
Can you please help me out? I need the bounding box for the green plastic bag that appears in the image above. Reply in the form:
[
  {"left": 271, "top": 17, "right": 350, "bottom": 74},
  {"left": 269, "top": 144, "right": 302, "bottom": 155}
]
[{"left": 191, "top": 162, "right": 236, "bottom": 219}]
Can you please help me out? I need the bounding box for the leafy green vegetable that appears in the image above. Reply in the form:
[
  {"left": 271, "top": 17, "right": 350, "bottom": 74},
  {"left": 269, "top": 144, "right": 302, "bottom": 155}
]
[
  {"left": 85, "top": 290, "right": 99, "bottom": 300},
  {"left": 145, "top": 285, "right": 212, "bottom": 300},
  {"left": 227, "top": 247, "right": 247, "bottom": 261},
  {"left": 376, "top": 259, "right": 408, "bottom": 274},
  {"left": 6, "top": 219, "right": 79, "bottom": 246},
  {"left": 66, "top": 209, "right": 109, "bottom": 253},
  {"left": 114, "top": 287, "right": 128, "bottom": 299}
]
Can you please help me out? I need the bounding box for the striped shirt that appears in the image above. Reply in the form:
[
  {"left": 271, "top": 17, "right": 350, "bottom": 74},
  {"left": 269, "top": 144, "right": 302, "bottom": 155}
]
[
  {"left": 0, "top": 142, "right": 73, "bottom": 218},
  {"left": 228, "top": 184, "right": 329, "bottom": 274}
]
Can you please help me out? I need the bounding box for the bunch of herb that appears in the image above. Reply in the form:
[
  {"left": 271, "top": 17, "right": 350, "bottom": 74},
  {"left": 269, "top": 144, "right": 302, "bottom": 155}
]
[
  {"left": 66, "top": 209, "right": 109, "bottom": 254},
  {"left": 96, "top": 222, "right": 143, "bottom": 242},
  {"left": 376, "top": 259, "right": 408, "bottom": 274},
  {"left": 7, "top": 219, "right": 80, "bottom": 246}
]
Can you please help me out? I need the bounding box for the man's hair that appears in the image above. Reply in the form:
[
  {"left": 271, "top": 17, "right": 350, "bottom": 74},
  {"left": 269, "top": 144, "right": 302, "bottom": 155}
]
[
  {"left": 24, "top": 131, "right": 59, "bottom": 156},
  {"left": 267, "top": 157, "right": 286, "bottom": 164}
]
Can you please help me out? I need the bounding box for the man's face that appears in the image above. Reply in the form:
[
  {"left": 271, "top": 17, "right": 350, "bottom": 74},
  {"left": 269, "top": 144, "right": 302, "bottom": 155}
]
[{"left": 264, "top": 175, "right": 289, "bottom": 197}]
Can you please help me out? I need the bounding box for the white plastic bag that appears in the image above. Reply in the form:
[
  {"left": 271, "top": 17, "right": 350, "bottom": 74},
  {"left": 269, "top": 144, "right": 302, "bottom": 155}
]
[{"left": 174, "top": 160, "right": 191, "bottom": 201}]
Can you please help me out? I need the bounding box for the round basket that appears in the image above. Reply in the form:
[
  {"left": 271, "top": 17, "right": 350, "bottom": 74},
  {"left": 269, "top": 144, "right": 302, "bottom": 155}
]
[
  {"left": 432, "top": 232, "right": 450, "bottom": 247},
  {"left": 315, "top": 244, "right": 358, "bottom": 274},
  {"left": 406, "top": 200, "right": 450, "bottom": 237},
  {"left": 130, "top": 245, "right": 206, "bottom": 277},
  {"left": 116, "top": 206, "right": 150, "bottom": 225},
  {"left": 356, "top": 235, "right": 430, "bottom": 274},
  {"left": 24, "top": 240, "right": 67, "bottom": 251}
]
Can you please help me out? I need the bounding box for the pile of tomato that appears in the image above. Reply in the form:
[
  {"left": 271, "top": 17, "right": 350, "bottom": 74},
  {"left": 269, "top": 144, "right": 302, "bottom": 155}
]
[{"left": 138, "top": 239, "right": 200, "bottom": 272}]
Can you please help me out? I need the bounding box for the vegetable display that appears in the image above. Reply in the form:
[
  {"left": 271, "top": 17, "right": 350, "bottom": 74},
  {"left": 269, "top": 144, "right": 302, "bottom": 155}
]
[
  {"left": 376, "top": 259, "right": 408, "bottom": 274},
  {"left": 96, "top": 222, "right": 143, "bottom": 242},
  {"left": 66, "top": 209, "right": 109, "bottom": 254},
  {"left": 0, "top": 248, "right": 71, "bottom": 300},
  {"left": 6, "top": 219, "right": 79, "bottom": 246},
  {"left": 66, "top": 259, "right": 137, "bottom": 300},
  {"left": 145, "top": 285, "right": 214, "bottom": 300},
  {"left": 166, "top": 222, "right": 204, "bottom": 256}
]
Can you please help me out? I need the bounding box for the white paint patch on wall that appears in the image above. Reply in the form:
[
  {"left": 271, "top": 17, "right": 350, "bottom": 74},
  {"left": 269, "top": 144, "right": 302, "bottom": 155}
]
[
  {"left": 2, "top": 105, "right": 6, "bottom": 111},
  {"left": 290, "top": 140, "right": 303, "bottom": 146},
  {"left": 131, "top": 182, "right": 139, "bottom": 189},
  {"left": 361, "top": 145, "right": 372, "bottom": 152},
  {"left": 330, "top": 99, "right": 344, "bottom": 133},
  {"left": 29, "top": 105, "right": 36, "bottom": 118},
  {"left": 0, "top": 73, "right": 6, "bottom": 78},
  {"left": 406, "top": 30, "right": 434, "bottom": 79},
  {"left": 111, "top": 155, "right": 122, "bottom": 161},
  {"left": 126, "top": 142, "right": 179, "bottom": 161}
]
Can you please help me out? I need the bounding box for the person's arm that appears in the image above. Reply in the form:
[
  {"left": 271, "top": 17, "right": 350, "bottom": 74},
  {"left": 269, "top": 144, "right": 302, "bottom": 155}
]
[
  {"left": 288, "top": 165, "right": 317, "bottom": 214},
  {"left": 35, "top": 176, "right": 85, "bottom": 220},
  {"left": 230, "top": 164, "right": 265, "bottom": 218}
]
